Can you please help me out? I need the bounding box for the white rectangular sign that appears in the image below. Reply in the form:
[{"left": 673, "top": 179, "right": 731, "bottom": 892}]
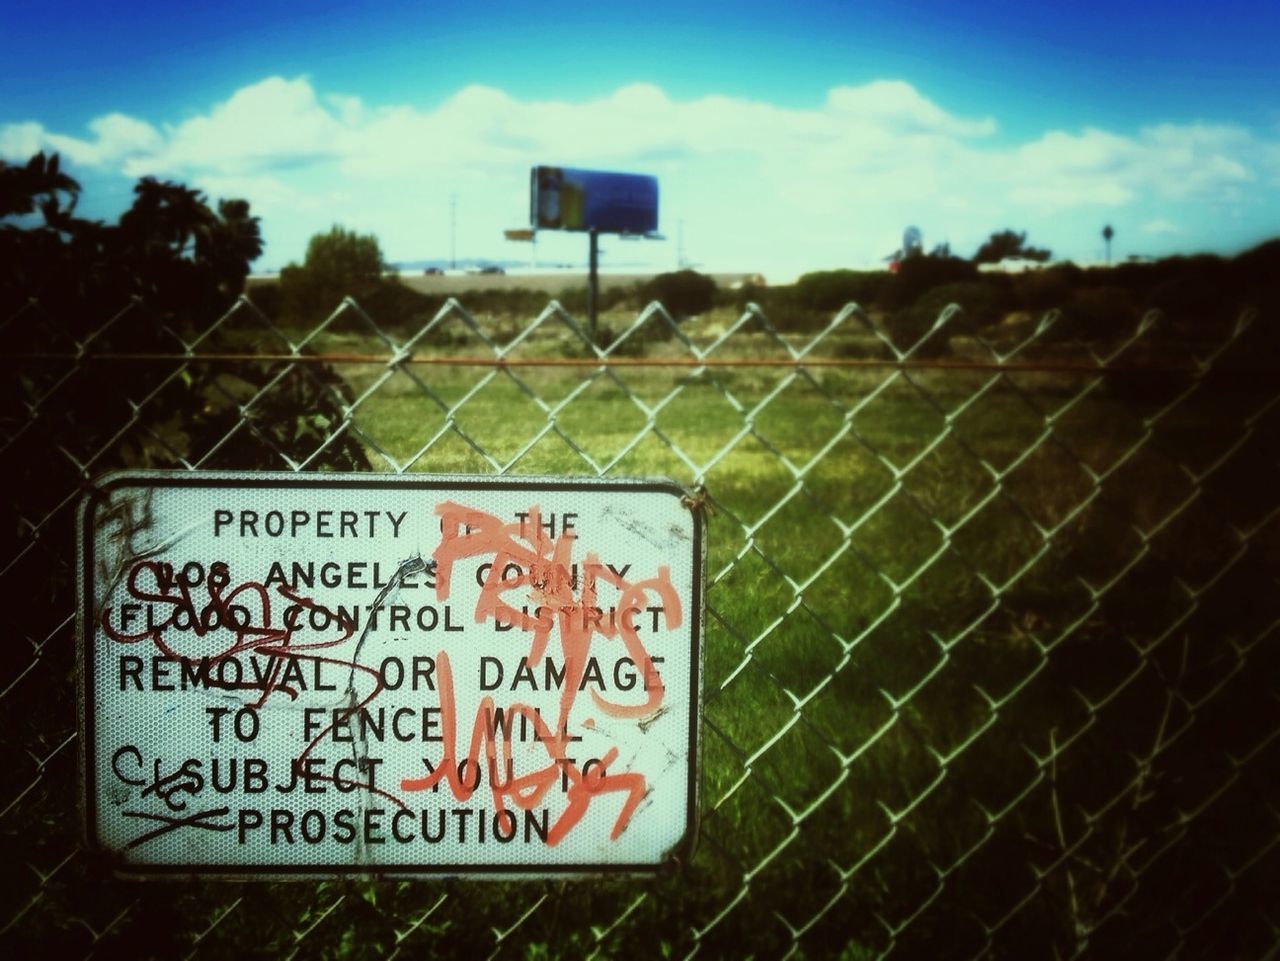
[{"left": 78, "top": 473, "right": 702, "bottom": 876}]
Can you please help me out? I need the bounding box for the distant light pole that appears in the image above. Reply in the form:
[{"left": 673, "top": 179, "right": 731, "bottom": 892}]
[
  {"left": 1102, "top": 224, "right": 1114, "bottom": 265},
  {"left": 450, "top": 193, "right": 457, "bottom": 270}
]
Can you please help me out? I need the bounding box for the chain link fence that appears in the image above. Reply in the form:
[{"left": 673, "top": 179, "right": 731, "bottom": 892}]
[{"left": 1, "top": 287, "right": 1276, "bottom": 959}]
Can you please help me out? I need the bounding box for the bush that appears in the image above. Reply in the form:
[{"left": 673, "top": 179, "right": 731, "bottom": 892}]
[
  {"left": 362, "top": 282, "right": 445, "bottom": 327},
  {"left": 793, "top": 269, "right": 890, "bottom": 312},
  {"left": 915, "top": 281, "right": 1011, "bottom": 329},
  {"left": 889, "top": 301, "right": 959, "bottom": 357},
  {"left": 596, "top": 315, "right": 676, "bottom": 355},
  {"left": 1064, "top": 286, "right": 1138, "bottom": 338},
  {"left": 1232, "top": 239, "right": 1280, "bottom": 305},
  {"left": 880, "top": 255, "right": 979, "bottom": 309},
  {"left": 639, "top": 270, "right": 717, "bottom": 318},
  {"left": 1231, "top": 240, "right": 1280, "bottom": 325},
  {"left": 557, "top": 283, "right": 640, "bottom": 316},
  {"left": 885, "top": 278, "right": 1012, "bottom": 355},
  {"left": 1015, "top": 263, "right": 1082, "bottom": 311},
  {"left": 443, "top": 287, "right": 544, "bottom": 318},
  {"left": 729, "top": 281, "right": 768, "bottom": 311},
  {"left": 1145, "top": 270, "right": 1230, "bottom": 325},
  {"left": 246, "top": 281, "right": 283, "bottom": 319},
  {"left": 723, "top": 283, "right": 831, "bottom": 333},
  {"left": 1102, "top": 260, "right": 1156, "bottom": 294}
]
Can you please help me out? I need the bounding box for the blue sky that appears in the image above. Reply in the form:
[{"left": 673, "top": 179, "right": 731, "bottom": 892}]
[{"left": 3, "top": 1, "right": 1278, "bottom": 276}]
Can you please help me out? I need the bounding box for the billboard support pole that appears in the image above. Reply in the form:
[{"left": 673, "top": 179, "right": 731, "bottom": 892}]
[{"left": 588, "top": 227, "right": 599, "bottom": 342}]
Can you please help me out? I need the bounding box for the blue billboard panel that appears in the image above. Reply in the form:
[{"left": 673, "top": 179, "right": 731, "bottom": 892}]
[{"left": 531, "top": 166, "right": 659, "bottom": 234}]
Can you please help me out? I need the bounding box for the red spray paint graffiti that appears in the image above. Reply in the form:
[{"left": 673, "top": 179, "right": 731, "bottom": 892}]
[{"left": 400, "top": 502, "right": 681, "bottom": 844}]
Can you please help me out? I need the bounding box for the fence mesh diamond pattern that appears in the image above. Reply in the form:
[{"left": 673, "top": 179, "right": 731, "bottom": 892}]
[{"left": 1, "top": 290, "right": 1276, "bottom": 959}]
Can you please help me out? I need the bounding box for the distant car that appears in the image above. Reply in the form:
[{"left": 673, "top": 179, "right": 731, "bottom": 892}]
[
  {"left": 423, "top": 267, "right": 443, "bottom": 275},
  {"left": 479, "top": 265, "right": 505, "bottom": 275}
]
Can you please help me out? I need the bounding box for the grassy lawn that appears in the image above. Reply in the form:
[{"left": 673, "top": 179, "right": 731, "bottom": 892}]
[{"left": 204, "top": 306, "right": 1274, "bottom": 958}]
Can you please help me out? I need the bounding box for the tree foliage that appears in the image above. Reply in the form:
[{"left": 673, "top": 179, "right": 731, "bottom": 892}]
[
  {"left": 2, "top": 152, "right": 263, "bottom": 328},
  {"left": 639, "top": 269, "right": 717, "bottom": 319},
  {"left": 0, "top": 151, "right": 366, "bottom": 474},
  {"left": 793, "top": 269, "right": 889, "bottom": 312},
  {"left": 973, "top": 229, "right": 1052, "bottom": 265},
  {"left": 881, "top": 254, "right": 979, "bottom": 309},
  {"left": 279, "top": 224, "right": 388, "bottom": 319}
]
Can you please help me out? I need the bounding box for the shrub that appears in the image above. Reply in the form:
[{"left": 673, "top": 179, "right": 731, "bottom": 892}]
[
  {"left": 1102, "top": 261, "right": 1155, "bottom": 294},
  {"left": 1230, "top": 240, "right": 1280, "bottom": 325},
  {"left": 889, "top": 301, "right": 958, "bottom": 357},
  {"left": 1064, "top": 286, "right": 1138, "bottom": 339},
  {"left": 639, "top": 270, "right": 717, "bottom": 318},
  {"left": 793, "top": 269, "right": 890, "bottom": 311},
  {"left": 1145, "top": 271, "right": 1230, "bottom": 325},
  {"left": 362, "top": 282, "right": 444, "bottom": 327},
  {"left": 915, "top": 281, "right": 1011, "bottom": 329},
  {"left": 723, "top": 283, "right": 831, "bottom": 333},
  {"left": 880, "top": 255, "right": 979, "bottom": 309},
  {"left": 1015, "top": 263, "right": 1081, "bottom": 311},
  {"left": 730, "top": 281, "right": 768, "bottom": 311},
  {"left": 596, "top": 315, "right": 676, "bottom": 355},
  {"left": 447, "top": 287, "right": 547, "bottom": 318},
  {"left": 1232, "top": 239, "right": 1280, "bottom": 306},
  {"left": 885, "top": 279, "right": 1011, "bottom": 355},
  {"left": 558, "top": 283, "right": 640, "bottom": 316},
  {"left": 246, "top": 281, "right": 283, "bottom": 319},
  {"left": 889, "top": 298, "right": 970, "bottom": 358}
]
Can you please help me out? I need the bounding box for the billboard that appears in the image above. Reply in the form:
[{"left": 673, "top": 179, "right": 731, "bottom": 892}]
[
  {"left": 531, "top": 166, "right": 658, "bottom": 234},
  {"left": 78, "top": 472, "right": 702, "bottom": 876}
]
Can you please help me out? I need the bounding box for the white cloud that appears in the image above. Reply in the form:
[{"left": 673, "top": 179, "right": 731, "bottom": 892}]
[
  {"left": 3, "top": 76, "right": 1277, "bottom": 270},
  {"left": 86, "top": 113, "right": 164, "bottom": 158},
  {"left": 190, "top": 173, "right": 300, "bottom": 208},
  {"left": 1134, "top": 122, "right": 1255, "bottom": 200},
  {"left": 825, "top": 80, "right": 997, "bottom": 138},
  {"left": 127, "top": 76, "right": 347, "bottom": 177},
  {"left": 1142, "top": 219, "right": 1182, "bottom": 235},
  {"left": 1, "top": 113, "right": 162, "bottom": 168},
  {"left": 0, "top": 121, "right": 44, "bottom": 160}
]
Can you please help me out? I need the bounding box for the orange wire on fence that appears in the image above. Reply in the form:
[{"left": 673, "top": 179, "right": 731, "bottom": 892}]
[{"left": 1, "top": 351, "right": 1204, "bottom": 374}]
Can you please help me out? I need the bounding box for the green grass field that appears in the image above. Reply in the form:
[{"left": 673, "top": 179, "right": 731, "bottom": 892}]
[{"left": 206, "top": 302, "right": 1273, "bottom": 958}]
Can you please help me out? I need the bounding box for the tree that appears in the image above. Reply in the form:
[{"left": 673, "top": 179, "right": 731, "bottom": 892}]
[
  {"left": 880, "top": 253, "right": 979, "bottom": 309},
  {"left": 0, "top": 151, "right": 365, "bottom": 474},
  {"left": 2, "top": 155, "right": 262, "bottom": 329},
  {"left": 973, "top": 229, "right": 1052, "bottom": 265},
  {"left": 279, "top": 224, "right": 388, "bottom": 319},
  {"left": 1103, "top": 224, "right": 1114, "bottom": 265},
  {"left": 639, "top": 269, "right": 717, "bottom": 319},
  {"left": 0, "top": 150, "right": 80, "bottom": 220},
  {"left": 794, "top": 269, "right": 889, "bottom": 312},
  {"left": 116, "top": 178, "right": 264, "bottom": 316}
]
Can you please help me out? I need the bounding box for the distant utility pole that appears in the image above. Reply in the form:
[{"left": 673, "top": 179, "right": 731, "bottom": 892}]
[
  {"left": 450, "top": 193, "right": 457, "bottom": 269},
  {"left": 677, "top": 220, "right": 685, "bottom": 268}
]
